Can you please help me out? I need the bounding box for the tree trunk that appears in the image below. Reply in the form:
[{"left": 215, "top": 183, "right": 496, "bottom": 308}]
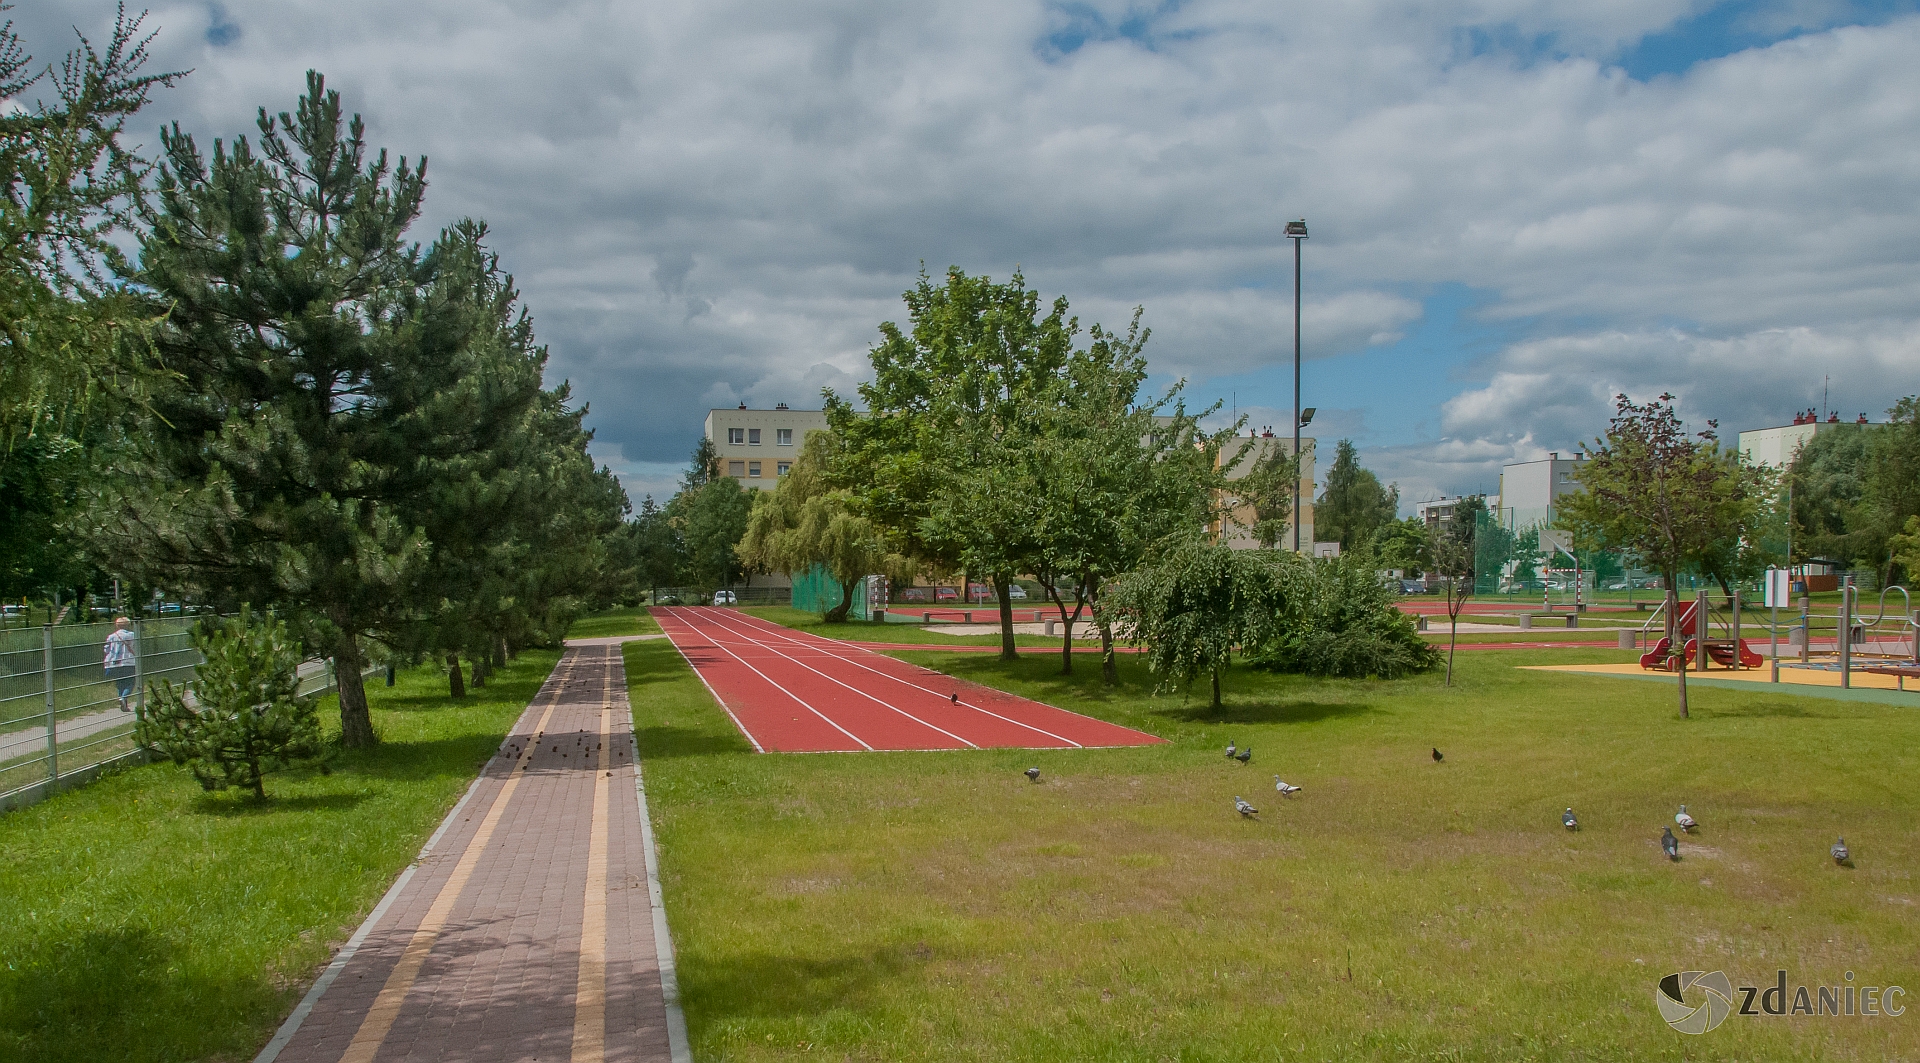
[
  {"left": 335, "top": 647, "right": 377, "bottom": 748},
  {"left": 1210, "top": 665, "right": 1221, "bottom": 709},
  {"left": 447, "top": 654, "right": 466, "bottom": 698},
  {"left": 996, "top": 576, "right": 1016, "bottom": 661},
  {"left": 1100, "top": 621, "right": 1117, "bottom": 685},
  {"left": 493, "top": 638, "right": 507, "bottom": 668},
  {"left": 824, "top": 576, "right": 857, "bottom": 622},
  {"left": 1058, "top": 605, "right": 1074, "bottom": 675},
  {"left": 470, "top": 656, "right": 487, "bottom": 689},
  {"left": 1447, "top": 613, "right": 1458, "bottom": 687}
]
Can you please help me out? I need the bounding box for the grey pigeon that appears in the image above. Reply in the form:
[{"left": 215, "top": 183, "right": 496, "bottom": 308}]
[
  {"left": 1234, "top": 795, "right": 1258, "bottom": 818},
  {"left": 1225, "top": 741, "right": 1237, "bottom": 760},
  {"left": 1235, "top": 747, "right": 1253, "bottom": 764},
  {"left": 1274, "top": 776, "right": 1301, "bottom": 797},
  {"left": 1024, "top": 767, "right": 1041, "bottom": 783},
  {"left": 1563, "top": 808, "right": 1579, "bottom": 831},
  {"left": 1432, "top": 747, "right": 1443, "bottom": 762},
  {"left": 1831, "top": 837, "right": 1850, "bottom": 866},
  {"left": 1662, "top": 826, "right": 1680, "bottom": 861},
  {"left": 1675, "top": 805, "right": 1697, "bottom": 833}
]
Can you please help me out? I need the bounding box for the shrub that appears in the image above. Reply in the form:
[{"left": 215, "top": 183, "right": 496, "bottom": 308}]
[
  {"left": 136, "top": 610, "right": 327, "bottom": 800},
  {"left": 1253, "top": 553, "right": 1440, "bottom": 679}
]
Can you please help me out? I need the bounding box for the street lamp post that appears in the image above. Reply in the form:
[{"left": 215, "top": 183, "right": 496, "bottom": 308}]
[{"left": 1286, "top": 219, "right": 1308, "bottom": 552}]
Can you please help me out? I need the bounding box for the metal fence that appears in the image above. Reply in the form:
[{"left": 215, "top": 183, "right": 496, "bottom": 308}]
[{"left": 0, "top": 618, "right": 354, "bottom": 812}]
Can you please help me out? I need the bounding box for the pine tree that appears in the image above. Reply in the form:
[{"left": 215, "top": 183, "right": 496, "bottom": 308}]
[
  {"left": 92, "top": 73, "right": 577, "bottom": 745},
  {"left": 137, "top": 609, "right": 325, "bottom": 800}
]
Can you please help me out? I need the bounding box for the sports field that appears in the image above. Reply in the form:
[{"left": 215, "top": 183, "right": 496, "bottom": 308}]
[
  {"left": 629, "top": 615, "right": 1919, "bottom": 1062},
  {"left": 653, "top": 606, "right": 1161, "bottom": 752}
]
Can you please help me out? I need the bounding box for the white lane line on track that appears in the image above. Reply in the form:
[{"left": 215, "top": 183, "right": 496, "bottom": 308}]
[
  {"left": 652, "top": 610, "right": 765, "bottom": 753},
  {"left": 661, "top": 607, "right": 873, "bottom": 751},
  {"left": 708, "top": 609, "right": 1084, "bottom": 748},
  {"left": 680, "top": 608, "right": 981, "bottom": 750}
]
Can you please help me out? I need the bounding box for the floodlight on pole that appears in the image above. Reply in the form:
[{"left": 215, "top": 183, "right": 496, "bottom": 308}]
[
  {"left": 1299, "top": 407, "right": 1316, "bottom": 426},
  {"left": 1287, "top": 219, "right": 1307, "bottom": 552}
]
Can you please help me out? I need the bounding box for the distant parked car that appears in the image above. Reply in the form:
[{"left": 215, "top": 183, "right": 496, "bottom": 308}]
[
  {"left": 1397, "top": 580, "right": 1426, "bottom": 594},
  {"left": 898, "top": 587, "right": 932, "bottom": 603},
  {"left": 655, "top": 595, "right": 683, "bottom": 606},
  {"left": 712, "top": 590, "right": 737, "bottom": 605},
  {"left": 1007, "top": 584, "right": 1028, "bottom": 599},
  {"left": 935, "top": 586, "right": 959, "bottom": 603},
  {"left": 967, "top": 582, "right": 994, "bottom": 602}
]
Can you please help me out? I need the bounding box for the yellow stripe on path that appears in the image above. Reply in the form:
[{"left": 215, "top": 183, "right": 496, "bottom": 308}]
[
  {"left": 337, "top": 654, "right": 578, "bottom": 1063},
  {"left": 572, "top": 648, "right": 614, "bottom": 1062}
]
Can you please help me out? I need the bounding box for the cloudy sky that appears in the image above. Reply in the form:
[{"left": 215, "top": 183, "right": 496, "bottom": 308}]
[{"left": 22, "top": 0, "right": 1920, "bottom": 508}]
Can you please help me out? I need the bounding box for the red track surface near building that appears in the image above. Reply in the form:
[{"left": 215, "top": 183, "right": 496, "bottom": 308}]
[{"left": 652, "top": 607, "right": 1165, "bottom": 753}]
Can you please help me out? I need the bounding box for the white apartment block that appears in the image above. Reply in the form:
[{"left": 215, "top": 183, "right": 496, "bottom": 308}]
[
  {"left": 1496, "top": 452, "right": 1588, "bottom": 531},
  {"left": 702, "top": 404, "right": 830, "bottom": 489}
]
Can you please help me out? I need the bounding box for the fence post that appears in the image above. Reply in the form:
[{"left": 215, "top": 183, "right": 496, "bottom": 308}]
[
  {"left": 43, "top": 624, "right": 57, "bottom": 782},
  {"left": 133, "top": 618, "right": 145, "bottom": 714}
]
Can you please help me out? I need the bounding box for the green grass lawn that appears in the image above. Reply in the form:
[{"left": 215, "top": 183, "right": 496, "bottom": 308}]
[
  {"left": 627, "top": 636, "right": 1919, "bottom": 1062},
  {"left": 568, "top": 606, "right": 663, "bottom": 639},
  {"left": 0, "top": 648, "right": 561, "bottom": 1063}
]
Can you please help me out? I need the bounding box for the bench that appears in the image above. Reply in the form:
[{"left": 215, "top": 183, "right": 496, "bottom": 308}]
[{"left": 1862, "top": 665, "right": 1920, "bottom": 691}]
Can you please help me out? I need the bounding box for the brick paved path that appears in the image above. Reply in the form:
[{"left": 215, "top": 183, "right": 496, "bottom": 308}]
[{"left": 258, "top": 644, "right": 688, "bottom": 1063}]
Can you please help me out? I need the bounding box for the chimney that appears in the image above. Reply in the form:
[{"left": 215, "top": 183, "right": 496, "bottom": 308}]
[{"left": 775, "top": 402, "right": 789, "bottom": 410}]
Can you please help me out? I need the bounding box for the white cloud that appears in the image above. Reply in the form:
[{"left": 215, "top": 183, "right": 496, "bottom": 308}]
[{"left": 13, "top": 0, "right": 1918, "bottom": 489}]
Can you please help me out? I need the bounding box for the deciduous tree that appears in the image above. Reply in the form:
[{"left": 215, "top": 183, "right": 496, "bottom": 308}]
[{"left": 1558, "top": 394, "right": 1768, "bottom": 717}]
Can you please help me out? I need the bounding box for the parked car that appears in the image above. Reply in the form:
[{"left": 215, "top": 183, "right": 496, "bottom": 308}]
[
  {"left": 1007, "top": 584, "right": 1028, "bottom": 599},
  {"left": 712, "top": 590, "right": 737, "bottom": 605},
  {"left": 935, "top": 586, "right": 959, "bottom": 602},
  {"left": 654, "top": 594, "right": 683, "bottom": 606},
  {"left": 967, "top": 583, "right": 994, "bottom": 602},
  {"left": 898, "top": 587, "right": 932, "bottom": 603},
  {"left": 1397, "top": 579, "right": 1426, "bottom": 594}
]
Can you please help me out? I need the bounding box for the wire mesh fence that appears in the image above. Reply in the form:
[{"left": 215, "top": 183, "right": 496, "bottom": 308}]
[{"left": 0, "top": 617, "right": 357, "bottom": 810}]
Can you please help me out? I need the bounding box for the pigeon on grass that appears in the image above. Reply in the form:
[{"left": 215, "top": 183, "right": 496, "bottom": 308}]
[
  {"left": 1234, "top": 796, "right": 1259, "bottom": 818},
  {"left": 1563, "top": 808, "right": 1579, "bottom": 831},
  {"left": 1225, "top": 741, "right": 1237, "bottom": 760},
  {"left": 1675, "top": 805, "right": 1698, "bottom": 833},
  {"left": 1432, "top": 747, "right": 1444, "bottom": 762},
  {"left": 1025, "top": 767, "right": 1041, "bottom": 783},
  {"left": 1235, "top": 747, "right": 1253, "bottom": 764},
  {"left": 1274, "top": 777, "right": 1302, "bottom": 797},
  {"left": 1831, "top": 837, "right": 1851, "bottom": 866},
  {"left": 1662, "top": 827, "right": 1680, "bottom": 861}
]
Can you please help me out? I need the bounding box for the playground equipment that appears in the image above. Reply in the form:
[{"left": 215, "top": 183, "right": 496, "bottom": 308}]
[
  {"left": 1636, "top": 574, "right": 1919, "bottom": 688},
  {"left": 1637, "top": 595, "right": 1764, "bottom": 672}
]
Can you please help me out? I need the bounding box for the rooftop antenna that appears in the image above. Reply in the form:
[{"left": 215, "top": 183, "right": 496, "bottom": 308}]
[{"left": 1823, "top": 375, "right": 1829, "bottom": 420}]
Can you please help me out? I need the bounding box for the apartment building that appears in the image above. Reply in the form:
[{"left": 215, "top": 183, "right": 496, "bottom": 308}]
[
  {"left": 1215, "top": 432, "right": 1318, "bottom": 551},
  {"left": 703, "top": 404, "right": 830, "bottom": 488},
  {"left": 1496, "top": 452, "right": 1587, "bottom": 531}
]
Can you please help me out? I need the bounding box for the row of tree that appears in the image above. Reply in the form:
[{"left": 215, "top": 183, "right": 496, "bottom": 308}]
[
  {"left": 1788, "top": 399, "right": 1920, "bottom": 586},
  {"left": 1, "top": 16, "right": 626, "bottom": 747}
]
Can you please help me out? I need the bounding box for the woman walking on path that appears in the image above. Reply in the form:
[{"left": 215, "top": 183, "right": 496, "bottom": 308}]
[{"left": 104, "top": 618, "right": 138, "bottom": 712}]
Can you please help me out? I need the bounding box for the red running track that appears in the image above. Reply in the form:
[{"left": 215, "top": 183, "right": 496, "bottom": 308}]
[{"left": 652, "top": 607, "right": 1166, "bottom": 753}]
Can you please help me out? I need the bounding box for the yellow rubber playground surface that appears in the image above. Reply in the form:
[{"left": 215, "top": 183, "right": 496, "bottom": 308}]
[{"left": 1529, "top": 660, "right": 1920, "bottom": 697}]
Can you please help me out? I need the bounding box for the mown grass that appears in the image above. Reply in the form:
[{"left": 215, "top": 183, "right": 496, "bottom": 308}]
[
  {"left": 568, "top": 606, "right": 662, "bottom": 640},
  {"left": 0, "top": 649, "right": 560, "bottom": 1063},
  {"left": 627, "top": 635, "right": 1920, "bottom": 1062}
]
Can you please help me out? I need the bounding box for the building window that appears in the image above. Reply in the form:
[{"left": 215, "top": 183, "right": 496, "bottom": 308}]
[
  {"left": 748, "top": 461, "right": 762, "bottom": 477},
  {"left": 748, "top": 428, "right": 761, "bottom": 445},
  {"left": 728, "top": 460, "right": 745, "bottom": 477},
  {"left": 777, "top": 461, "right": 791, "bottom": 476},
  {"left": 728, "top": 428, "right": 744, "bottom": 445},
  {"left": 777, "top": 428, "right": 793, "bottom": 446}
]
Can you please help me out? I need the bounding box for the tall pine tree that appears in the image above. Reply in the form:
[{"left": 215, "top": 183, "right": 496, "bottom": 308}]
[{"left": 93, "top": 73, "right": 596, "bottom": 745}]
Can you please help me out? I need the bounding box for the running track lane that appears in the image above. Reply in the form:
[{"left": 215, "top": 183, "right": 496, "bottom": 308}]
[{"left": 653, "top": 607, "right": 1164, "bottom": 753}]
